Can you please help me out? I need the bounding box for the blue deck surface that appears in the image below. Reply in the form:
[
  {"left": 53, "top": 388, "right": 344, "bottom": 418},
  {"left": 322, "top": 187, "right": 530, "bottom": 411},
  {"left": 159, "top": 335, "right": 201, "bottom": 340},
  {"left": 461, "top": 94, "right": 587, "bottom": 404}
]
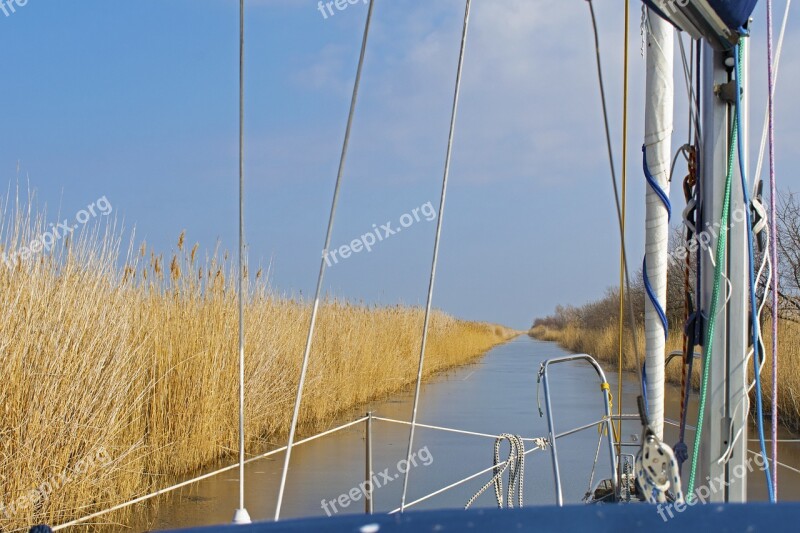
[{"left": 167, "top": 503, "right": 800, "bottom": 532}]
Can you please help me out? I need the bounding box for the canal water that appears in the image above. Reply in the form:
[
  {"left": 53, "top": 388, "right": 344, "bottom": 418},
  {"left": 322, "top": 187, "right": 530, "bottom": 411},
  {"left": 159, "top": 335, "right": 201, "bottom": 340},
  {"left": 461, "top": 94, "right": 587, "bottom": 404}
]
[{"left": 128, "top": 335, "right": 800, "bottom": 531}]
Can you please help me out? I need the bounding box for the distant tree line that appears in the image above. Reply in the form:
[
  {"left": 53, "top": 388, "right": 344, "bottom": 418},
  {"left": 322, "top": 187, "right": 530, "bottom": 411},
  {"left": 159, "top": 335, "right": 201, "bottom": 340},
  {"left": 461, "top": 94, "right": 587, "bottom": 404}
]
[{"left": 777, "top": 191, "right": 800, "bottom": 322}]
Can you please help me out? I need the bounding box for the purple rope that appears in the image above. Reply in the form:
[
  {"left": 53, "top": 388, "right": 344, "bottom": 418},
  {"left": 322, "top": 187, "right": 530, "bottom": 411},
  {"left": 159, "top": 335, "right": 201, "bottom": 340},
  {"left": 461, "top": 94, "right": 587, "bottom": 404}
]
[{"left": 767, "top": 0, "right": 779, "bottom": 499}]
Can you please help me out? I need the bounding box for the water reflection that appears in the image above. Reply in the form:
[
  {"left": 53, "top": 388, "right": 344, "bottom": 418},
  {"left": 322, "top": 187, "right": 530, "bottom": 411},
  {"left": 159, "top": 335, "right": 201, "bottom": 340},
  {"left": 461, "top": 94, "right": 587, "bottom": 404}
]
[{"left": 122, "top": 336, "right": 799, "bottom": 531}]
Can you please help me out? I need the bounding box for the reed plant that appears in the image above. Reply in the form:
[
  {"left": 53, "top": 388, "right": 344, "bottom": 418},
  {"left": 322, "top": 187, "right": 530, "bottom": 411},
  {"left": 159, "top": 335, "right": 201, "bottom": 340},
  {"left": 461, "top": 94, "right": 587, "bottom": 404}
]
[
  {"left": 0, "top": 195, "right": 517, "bottom": 531},
  {"left": 530, "top": 319, "right": 800, "bottom": 430}
]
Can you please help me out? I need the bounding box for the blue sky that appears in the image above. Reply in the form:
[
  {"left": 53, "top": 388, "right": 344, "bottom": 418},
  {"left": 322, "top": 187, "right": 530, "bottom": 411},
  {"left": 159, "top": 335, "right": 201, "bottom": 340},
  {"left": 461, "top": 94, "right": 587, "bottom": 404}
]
[{"left": 2, "top": 1, "right": 798, "bottom": 329}]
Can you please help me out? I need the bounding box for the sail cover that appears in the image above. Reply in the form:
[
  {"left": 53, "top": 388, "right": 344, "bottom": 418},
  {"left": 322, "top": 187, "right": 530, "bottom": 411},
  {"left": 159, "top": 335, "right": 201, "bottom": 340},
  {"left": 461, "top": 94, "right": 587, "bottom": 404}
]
[
  {"left": 643, "top": 0, "right": 759, "bottom": 49},
  {"left": 643, "top": 11, "right": 673, "bottom": 440}
]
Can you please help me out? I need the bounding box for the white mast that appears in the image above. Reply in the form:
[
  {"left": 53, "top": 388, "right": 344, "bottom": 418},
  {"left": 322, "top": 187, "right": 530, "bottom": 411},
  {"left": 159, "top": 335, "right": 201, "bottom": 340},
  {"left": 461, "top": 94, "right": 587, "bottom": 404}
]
[{"left": 643, "top": 10, "right": 674, "bottom": 440}]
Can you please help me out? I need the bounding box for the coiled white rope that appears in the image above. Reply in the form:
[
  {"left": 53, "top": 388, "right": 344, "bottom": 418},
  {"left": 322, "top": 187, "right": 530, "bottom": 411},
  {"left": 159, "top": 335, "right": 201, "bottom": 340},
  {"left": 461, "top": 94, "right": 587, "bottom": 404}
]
[
  {"left": 464, "top": 434, "right": 526, "bottom": 509},
  {"left": 388, "top": 439, "right": 547, "bottom": 514}
]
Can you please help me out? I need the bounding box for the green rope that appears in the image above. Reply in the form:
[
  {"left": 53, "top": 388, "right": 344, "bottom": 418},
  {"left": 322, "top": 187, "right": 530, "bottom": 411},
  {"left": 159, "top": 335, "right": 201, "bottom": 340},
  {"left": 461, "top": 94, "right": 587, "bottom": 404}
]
[{"left": 685, "top": 110, "right": 738, "bottom": 500}]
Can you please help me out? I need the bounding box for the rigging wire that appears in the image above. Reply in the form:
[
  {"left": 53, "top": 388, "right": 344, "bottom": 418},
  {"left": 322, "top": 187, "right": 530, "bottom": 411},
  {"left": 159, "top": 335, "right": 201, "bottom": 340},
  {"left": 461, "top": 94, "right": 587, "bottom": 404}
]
[
  {"left": 673, "top": 37, "right": 700, "bottom": 474},
  {"left": 687, "top": 40, "right": 695, "bottom": 143},
  {"left": 617, "top": 0, "right": 631, "bottom": 452},
  {"left": 273, "top": 0, "right": 375, "bottom": 520},
  {"left": 687, "top": 36, "right": 705, "bottom": 474},
  {"left": 676, "top": 142, "right": 697, "bottom": 473},
  {"left": 399, "top": 0, "right": 472, "bottom": 513},
  {"left": 754, "top": 0, "right": 791, "bottom": 196},
  {"left": 586, "top": 0, "right": 645, "bottom": 400},
  {"left": 373, "top": 416, "right": 546, "bottom": 442},
  {"left": 235, "top": 0, "right": 250, "bottom": 523},
  {"left": 584, "top": 428, "right": 606, "bottom": 501},
  {"left": 676, "top": 33, "right": 702, "bottom": 147},
  {"left": 766, "top": 0, "right": 782, "bottom": 498}
]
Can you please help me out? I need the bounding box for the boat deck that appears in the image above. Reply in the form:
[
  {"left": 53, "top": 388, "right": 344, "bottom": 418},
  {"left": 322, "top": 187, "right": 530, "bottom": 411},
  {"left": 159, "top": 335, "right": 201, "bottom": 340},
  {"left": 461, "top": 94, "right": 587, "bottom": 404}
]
[{"left": 168, "top": 503, "right": 800, "bottom": 532}]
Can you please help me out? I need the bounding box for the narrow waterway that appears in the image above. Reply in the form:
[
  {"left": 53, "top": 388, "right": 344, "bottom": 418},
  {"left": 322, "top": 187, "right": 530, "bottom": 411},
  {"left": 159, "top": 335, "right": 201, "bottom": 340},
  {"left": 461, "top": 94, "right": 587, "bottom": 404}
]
[{"left": 128, "top": 335, "right": 800, "bottom": 531}]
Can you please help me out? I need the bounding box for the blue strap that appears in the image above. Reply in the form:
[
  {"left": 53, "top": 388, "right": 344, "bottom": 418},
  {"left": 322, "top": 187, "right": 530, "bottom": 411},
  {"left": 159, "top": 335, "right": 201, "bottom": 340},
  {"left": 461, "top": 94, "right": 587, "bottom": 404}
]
[
  {"left": 643, "top": 258, "right": 670, "bottom": 341},
  {"left": 641, "top": 145, "right": 671, "bottom": 425},
  {"left": 641, "top": 363, "right": 648, "bottom": 414},
  {"left": 643, "top": 145, "right": 672, "bottom": 221},
  {"left": 641, "top": 145, "right": 671, "bottom": 341}
]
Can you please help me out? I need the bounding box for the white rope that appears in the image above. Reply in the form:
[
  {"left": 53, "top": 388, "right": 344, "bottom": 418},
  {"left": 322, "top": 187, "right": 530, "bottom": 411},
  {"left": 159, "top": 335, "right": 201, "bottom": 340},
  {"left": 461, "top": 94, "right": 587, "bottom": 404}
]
[
  {"left": 51, "top": 417, "right": 368, "bottom": 531},
  {"left": 273, "top": 0, "right": 375, "bottom": 521},
  {"left": 748, "top": 449, "right": 800, "bottom": 476},
  {"left": 464, "top": 434, "right": 525, "bottom": 509},
  {"left": 399, "top": 0, "right": 472, "bottom": 513},
  {"left": 665, "top": 417, "right": 696, "bottom": 431},
  {"left": 717, "top": 224, "right": 773, "bottom": 466},
  {"left": 582, "top": 429, "right": 605, "bottom": 501},
  {"left": 388, "top": 439, "right": 547, "bottom": 514},
  {"left": 373, "top": 416, "right": 543, "bottom": 442}
]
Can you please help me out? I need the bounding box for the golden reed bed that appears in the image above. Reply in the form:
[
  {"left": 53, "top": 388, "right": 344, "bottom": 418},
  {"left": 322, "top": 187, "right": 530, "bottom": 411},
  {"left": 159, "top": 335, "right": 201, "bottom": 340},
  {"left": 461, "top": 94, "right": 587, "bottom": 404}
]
[
  {"left": 0, "top": 203, "right": 517, "bottom": 530},
  {"left": 529, "top": 320, "right": 800, "bottom": 432}
]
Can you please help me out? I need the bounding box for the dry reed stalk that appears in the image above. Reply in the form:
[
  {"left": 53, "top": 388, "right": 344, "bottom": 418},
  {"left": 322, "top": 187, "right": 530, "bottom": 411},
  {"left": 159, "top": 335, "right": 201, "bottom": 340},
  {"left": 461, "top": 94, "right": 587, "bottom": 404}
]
[
  {"left": 530, "top": 320, "right": 799, "bottom": 430},
  {"left": 0, "top": 196, "right": 518, "bottom": 530}
]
